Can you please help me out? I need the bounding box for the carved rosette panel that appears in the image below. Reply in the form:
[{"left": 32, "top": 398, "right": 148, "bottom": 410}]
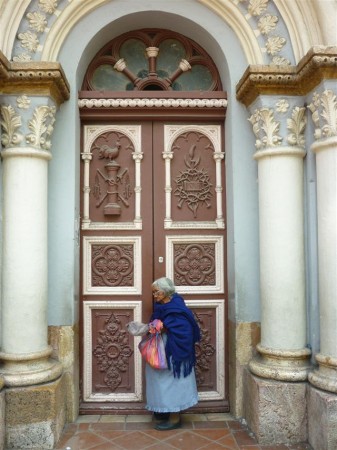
[
  {"left": 91, "top": 244, "right": 134, "bottom": 287},
  {"left": 174, "top": 243, "right": 216, "bottom": 286},
  {"left": 83, "top": 236, "right": 141, "bottom": 295},
  {"left": 167, "top": 235, "right": 224, "bottom": 294},
  {"left": 92, "top": 310, "right": 134, "bottom": 394},
  {"left": 171, "top": 131, "right": 216, "bottom": 222},
  {"left": 89, "top": 131, "right": 135, "bottom": 223}
]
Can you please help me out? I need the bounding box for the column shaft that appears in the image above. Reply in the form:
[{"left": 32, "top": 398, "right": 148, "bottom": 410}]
[{"left": 2, "top": 148, "right": 50, "bottom": 354}]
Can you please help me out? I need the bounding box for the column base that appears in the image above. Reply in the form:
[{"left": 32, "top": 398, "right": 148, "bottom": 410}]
[
  {"left": 308, "top": 385, "right": 337, "bottom": 450},
  {"left": 308, "top": 353, "right": 337, "bottom": 393},
  {"left": 5, "top": 375, "right": 67, "bottom": 450},
  {"left": 243, "top": 368, "right": 307, "bottom": 445},
  {"left": 249, "top": 344, "right": 311, "bottom": 381},
  {"left": 0, "top": 346, "right": 63, "bottom": 387}
]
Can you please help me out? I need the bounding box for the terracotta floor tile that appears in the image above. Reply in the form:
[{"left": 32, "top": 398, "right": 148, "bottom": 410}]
[
  {"left": 57, "top": 431, "right": 108, "bottom": 450},
  {"left": 193, "top": 428, "right": 232, "bottom": 440},
  {"left": 165, "top": 430, "right": 213, "bottom": 450},
  {"left": 194, "top": 420, "right": 229, "bottom": 429},
  {"left": 217, "top": 434, "right": 240, "bottom": 449},
  {"left": 112, "top": 430, "right": 159, "bottom": 449},
  {"left": 54, "top": 416, "right": 313, "bottom": 450},
  {"left": 89, "top": 442, "right": 124, "bottom": 450},
  {"left": 233, "top": 430, "right": 258, "bottom": 446}
]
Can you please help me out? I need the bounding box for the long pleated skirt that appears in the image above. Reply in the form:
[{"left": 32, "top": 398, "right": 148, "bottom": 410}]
[{"left": 145, "top": 362, "right": 199, "bottom": 413}]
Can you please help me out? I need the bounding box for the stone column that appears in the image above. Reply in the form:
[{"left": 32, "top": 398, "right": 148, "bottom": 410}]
[
  {"left": 0, "top": 95, "right": 63, "bottom": 385},
  {"left": 0, "top": 54, "right": 69, "bottom": 448},
  {"left": 244, "top": 98, "right": 310, "bottom": 444},
  {"left": 307, "top": 87, "right": 337, "bottom": 450}
]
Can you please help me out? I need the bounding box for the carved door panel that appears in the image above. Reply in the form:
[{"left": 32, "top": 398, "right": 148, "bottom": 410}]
[{"left": 80, "top": 121, "right": 228, "bottom": 413}]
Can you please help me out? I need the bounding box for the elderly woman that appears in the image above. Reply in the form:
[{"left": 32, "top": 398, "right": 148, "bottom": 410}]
[{"left": 145, "top": 277, "right": 201, "bottom": 431}]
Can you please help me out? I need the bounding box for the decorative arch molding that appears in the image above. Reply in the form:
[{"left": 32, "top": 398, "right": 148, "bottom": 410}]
[{"left": 3, "top": 0, "right": 306, "bottom": 66}]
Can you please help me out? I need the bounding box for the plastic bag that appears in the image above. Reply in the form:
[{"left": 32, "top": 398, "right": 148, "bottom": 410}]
[
  {"left": 126, "top": 321, "right": 149, "bottom": 336},
  {"left": 138, "top": 320, "right": 168, "bottom": 369}
]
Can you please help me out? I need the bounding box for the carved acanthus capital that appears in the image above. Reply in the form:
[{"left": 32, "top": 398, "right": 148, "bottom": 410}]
[
  {"left": 248, "top": 107, "right": 282, "bottom": 150},
  {"left": 1, "top": 95, "right": 57, "bottom": 151},
  {"left": 248, "top": 101, "right": 307, "bottom": 152},
  {"left": 308, "top": 89, "right": 337, "bottom": 140}
]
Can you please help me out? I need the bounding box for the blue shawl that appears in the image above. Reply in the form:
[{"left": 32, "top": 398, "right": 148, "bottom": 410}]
[{"left": 151, "top": 293, "right": 201, "bottom": 378}]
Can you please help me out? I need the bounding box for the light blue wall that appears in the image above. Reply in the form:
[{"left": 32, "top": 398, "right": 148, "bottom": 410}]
[{"left": 48, "top": 0, "right": 261, "bottom": 325}]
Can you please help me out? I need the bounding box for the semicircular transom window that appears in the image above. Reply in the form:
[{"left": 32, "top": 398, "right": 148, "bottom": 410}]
[{"left": 82, "top": 29, "right": 222, "bottom": 92}]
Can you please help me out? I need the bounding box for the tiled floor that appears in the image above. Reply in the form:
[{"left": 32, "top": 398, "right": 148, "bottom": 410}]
[{"left": 55, "top": 413, "right": 313, "bottom": 450}]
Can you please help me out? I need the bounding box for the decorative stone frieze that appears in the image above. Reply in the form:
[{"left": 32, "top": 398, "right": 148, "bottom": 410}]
[
  {"left": 0, "top": 51, "right": 69, "bottom": 106},
  {"left": 237, "top": 46, "right": 337, "bottom": 107},
  {"left": 78, "top": 98, "right": 228, "bottom": 109}
]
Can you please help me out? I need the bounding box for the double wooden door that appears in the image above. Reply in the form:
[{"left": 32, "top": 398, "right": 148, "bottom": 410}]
[{"left": 80, "top": 119, "right": 228, "bottom": 413}]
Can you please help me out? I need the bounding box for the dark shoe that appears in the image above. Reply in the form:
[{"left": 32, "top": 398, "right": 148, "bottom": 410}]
[
  {"left": 154, "top": 419, "right": 181, "bottom": 431},
  {"left": 153, "top": 412, "right": 170, "bottom": 421}
]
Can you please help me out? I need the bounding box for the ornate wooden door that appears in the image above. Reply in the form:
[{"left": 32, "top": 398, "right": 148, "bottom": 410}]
[{"left": 80, "top": 119, "right": 228, "bottom": 413}]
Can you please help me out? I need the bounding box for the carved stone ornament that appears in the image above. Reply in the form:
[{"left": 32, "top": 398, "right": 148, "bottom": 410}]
[
  {"left": 0, "top": 105, "right": 23, "bottom": 148},
  {"left": 248, "top": 107, "right": 282, "bottom": 149},
  {"left": 287, "top": 106, "right": 306, "bottom": 147},
  {"left": 236, "top": 47, "right": 337, "bottom": 107},
  {"left": 26, "top": 105, "right": 56, "bottom": 150},
  {"left": 308, "top": 89, "right": 337, "bottom": 140},
  {"left": 0, "top": 52, "right": 70, "bottom": 106},
  {"left": 78, "top": 98, "right": 227, "bottom": 109}
]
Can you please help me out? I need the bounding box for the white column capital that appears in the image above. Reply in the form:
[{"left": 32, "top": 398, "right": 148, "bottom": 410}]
[
  {"left": 248, "top": 98, "right": 307, "bottom": 152},
  {"left": 308, "top": 88, "right": 337, "bottom": 141},
  {"left": 0, "top": 94, "right": 57, "bottom": 152}
]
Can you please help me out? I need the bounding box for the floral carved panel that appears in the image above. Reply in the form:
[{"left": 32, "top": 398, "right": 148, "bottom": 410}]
[
  {"left": 83, "top": 300, "right": 142, "bottom": 402},
  {"left": 92, "top": 310, "right": 134, "bottom": 394}
]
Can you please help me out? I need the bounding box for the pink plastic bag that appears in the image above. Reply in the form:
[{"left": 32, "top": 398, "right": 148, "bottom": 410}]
[{"left": 138, "top": 320, "right": 168, "bottom": 369}]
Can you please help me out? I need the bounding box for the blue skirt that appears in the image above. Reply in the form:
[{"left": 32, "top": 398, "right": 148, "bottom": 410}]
[{"left": 145, "top": 362, "right": 199, "bottom": 413}]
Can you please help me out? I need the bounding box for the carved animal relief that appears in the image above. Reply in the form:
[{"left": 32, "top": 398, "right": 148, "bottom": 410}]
[{"left": 90, "top": 131, "right": 133, "bottom": 218}]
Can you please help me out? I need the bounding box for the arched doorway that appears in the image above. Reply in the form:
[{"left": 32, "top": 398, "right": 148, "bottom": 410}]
[{"left": 79, "top": 29, "right": 228, "bottom": 414}]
